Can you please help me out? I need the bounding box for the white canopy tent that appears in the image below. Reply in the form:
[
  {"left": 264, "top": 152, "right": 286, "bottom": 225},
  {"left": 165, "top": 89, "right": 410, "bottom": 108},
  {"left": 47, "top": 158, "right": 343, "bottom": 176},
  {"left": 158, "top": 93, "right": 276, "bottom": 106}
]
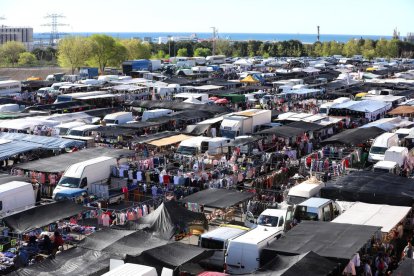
[{"left": 332, "top": 202, "right": 411, "bottom": 233}]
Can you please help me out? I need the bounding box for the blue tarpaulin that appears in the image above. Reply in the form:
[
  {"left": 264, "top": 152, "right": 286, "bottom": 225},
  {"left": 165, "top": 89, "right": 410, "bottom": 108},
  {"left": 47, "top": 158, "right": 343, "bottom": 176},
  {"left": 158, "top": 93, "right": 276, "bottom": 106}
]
[{"left": 0, "top": 132, "right": 84, "bottom": 149}]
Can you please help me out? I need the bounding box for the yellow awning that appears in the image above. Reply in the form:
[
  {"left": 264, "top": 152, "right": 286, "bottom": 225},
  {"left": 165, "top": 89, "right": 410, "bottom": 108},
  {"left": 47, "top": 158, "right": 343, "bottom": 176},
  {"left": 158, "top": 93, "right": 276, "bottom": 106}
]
[
  {"left": 148, "top": 134, "right": 192, "bottom": 147},
  {"left": 240, "top": 75, "right": 259, "bottom": 83},
  {"left": 366, "top": 68, "right": 375, "bottom": 71},
  {"left": 355, "top": 92, "right": 367, "bottom": 98}
]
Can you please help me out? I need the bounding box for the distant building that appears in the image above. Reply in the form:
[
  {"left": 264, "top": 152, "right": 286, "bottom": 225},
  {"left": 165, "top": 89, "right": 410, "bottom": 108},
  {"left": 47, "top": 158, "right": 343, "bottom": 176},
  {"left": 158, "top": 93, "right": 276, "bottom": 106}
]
[
  {"left": 0, "top": 25, "right": 33, "bottom": 50},
  {"left": 407, "top": 32, "right": 414, "bottom": 43}
]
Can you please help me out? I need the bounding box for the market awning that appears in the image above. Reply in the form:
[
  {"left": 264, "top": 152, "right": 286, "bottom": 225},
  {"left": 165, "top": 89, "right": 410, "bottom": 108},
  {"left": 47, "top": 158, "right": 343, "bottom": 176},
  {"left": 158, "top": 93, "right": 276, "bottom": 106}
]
[
  {"left": 3, "top": 201, "right": 87, "bottom": 234},
  {"left": 320, "top": 171, "right": 414, "bottom": 206},
  {"left": 148, "top": 134, "right": 192, "bottom": 147},
  {"left": 132, "top": 131, "right": 178, "bottom": 144},
  {"left": 0, "top": 132, "right": 85, "bottom": 149},
  {"left": 254, "top": 251, "right": 338, "bottom": 276},
  {"left": 388, "top": 105, "right": 414, "bottom": 115},
  {"left": 332, "top": 202, "right": 411, "bottom": 233},
  {"left": 286, "top": 121, "right": 326, "bottom": 131},
  {"left": 320, "top": 127, "right": 385, "bottom": 146},
  {"left": 240, "top": 75, "right": 259, "bottom": 83},
  {"left": 262, "top": 221, "right": 379, "bottom": 264},
  {"left": 15, "top": 148, "right": 134, "bottom": 173},
  {"left": 180, "top": 189, "right": 254, "bottom": 209},
  {"left": 113, "top": 201, "right": 208, "bottom": 240},
  {"left": 253, "top": 126, "right": 305, "bottom": 138},
  {"left": 125, "top": 242, "right": 214, "bottom": 275},
  {"left": 10, "top": 247, "right": 110, "bottom": 276}
]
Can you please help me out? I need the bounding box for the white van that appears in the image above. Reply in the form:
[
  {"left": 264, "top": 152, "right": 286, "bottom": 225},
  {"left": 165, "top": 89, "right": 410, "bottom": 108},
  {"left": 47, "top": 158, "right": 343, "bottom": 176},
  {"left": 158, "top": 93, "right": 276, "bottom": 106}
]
[
  {"left": 54, "top": 121, "right": 86, "bottom": 136},
  {"left": 368, "top": 133, "right": 399, "bottom": 163},
  {"left": 52, "top": 156, "right": 117, "bottom": 199},
  {"left": 141, "top": 109, "right": 173, "bottom": 122},
  {"left": 200, "top": 225, "right": 249, "bottom": 270},
  {"left": 103, "top": 112, "right": 133, "bottom": 125},
  {"left": 202, "top": 137, "right": 231, "bottom": 155},
  {"left": 287, "top": 178, "right": 324, "bottom": 205},
  {"left": 66, "top": 124, "right": 100, "bottom": 137},
  {"left": 176, "top": 136, "right": 211, "bottom": 156},
  {"left": 225, "top": 227, "right": 281, "bottom": 274},
  {"left": 0, "top": 181, "right": 36, "bottom": 218}
]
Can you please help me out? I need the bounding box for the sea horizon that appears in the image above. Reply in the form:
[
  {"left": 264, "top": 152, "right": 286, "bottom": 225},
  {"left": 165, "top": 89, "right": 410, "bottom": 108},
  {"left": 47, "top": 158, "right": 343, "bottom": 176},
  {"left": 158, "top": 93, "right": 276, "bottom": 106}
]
[{"left": 33, "top": 32, "right": 394, "bottom": 44}]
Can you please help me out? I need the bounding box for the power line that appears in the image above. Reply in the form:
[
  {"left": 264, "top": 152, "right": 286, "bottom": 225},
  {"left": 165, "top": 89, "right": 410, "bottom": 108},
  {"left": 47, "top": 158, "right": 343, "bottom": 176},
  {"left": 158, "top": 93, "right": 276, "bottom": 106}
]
[{"left": 42, "top": 13, "right": 68, "bottom": 47}]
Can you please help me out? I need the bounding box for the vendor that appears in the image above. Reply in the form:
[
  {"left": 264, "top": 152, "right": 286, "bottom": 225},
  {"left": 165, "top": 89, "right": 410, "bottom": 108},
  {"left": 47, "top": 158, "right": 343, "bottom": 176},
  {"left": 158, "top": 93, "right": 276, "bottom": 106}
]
[{"left": 50, "top": 231, "right": 64, "bottom": 258}]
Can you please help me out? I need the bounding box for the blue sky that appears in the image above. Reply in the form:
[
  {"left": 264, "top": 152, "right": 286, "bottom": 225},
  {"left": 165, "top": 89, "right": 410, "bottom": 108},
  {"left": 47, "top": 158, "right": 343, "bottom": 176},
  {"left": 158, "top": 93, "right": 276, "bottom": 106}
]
[{"left": 0, "top": 0, "right": 413, "bottom": 35}]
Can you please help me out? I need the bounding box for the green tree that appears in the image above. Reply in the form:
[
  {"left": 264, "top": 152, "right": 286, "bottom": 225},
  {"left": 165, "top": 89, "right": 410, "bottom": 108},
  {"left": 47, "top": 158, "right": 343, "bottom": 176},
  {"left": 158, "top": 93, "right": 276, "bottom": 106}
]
[
  {"left": 194, "top": 47, "right": 211, "bottom": 57},
  {"left": 342, "top": 39, "right": 360, "bottom": 57},
  {"left": 361, "top": 39, "right": 376, "bottom": 60},
  {"left": 215, "top": 39, "right": 232, "bottom": 56},
  {"left": 18, "top": 52, "right": 37, "bottom": 66},
  {"left": 57, "top": 36, "right": 91, "bottom": 74},
  {"left": 153, "top": 50, "right": 167, "bottom": 59},
  {"left": 312, "top": 42, "right": 323, "bottom": 57},
  {"left": 0, "top": 41, "right": 26, "bottom": 66},
  {"left": 88, "top": 34, "right": 118, "bottom": 73},
  {"left": 108, "top": 41, "right": 128, "bottom": 67},
  {"left": 387, "top": 39, "right": 399, "bottom": 58},
  {"left": 329, "top": 41, "right": 343, "bottom": 55},
  {"left": 176, "top": 48, "right": 188, "bottom": 57},
  {"left": 375, "top": 39, "right": 388, "bottom": 58},
  {"left": 121, "top": 39, "right": 151, "bottom": 60}
]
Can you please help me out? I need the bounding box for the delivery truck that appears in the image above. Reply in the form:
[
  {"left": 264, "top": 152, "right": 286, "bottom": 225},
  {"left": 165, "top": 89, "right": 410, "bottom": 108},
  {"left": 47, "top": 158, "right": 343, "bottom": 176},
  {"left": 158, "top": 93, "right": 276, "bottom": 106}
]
[
  {"left": 220, "top": 109, "right": 271, "bottom": 138},
  {"left": 52, "top": 157, "right": 126, "bottom": 204}
]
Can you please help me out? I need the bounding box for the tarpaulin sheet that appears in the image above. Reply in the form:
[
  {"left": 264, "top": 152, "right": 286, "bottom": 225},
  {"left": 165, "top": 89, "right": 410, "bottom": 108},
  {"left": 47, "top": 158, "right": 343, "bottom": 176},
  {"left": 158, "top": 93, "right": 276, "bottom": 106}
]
[
  {"left": 114, "top": 201, "right": 208, "bottom": 240},
  {"left": 128, "top": 100, "right": 230, "bottom": 114},
  {"left": 286, "top": 121, "right": 325, "bottom": 132},
  {"left": 102, "top": 230, "right": 170, "bottom": 257},
  {"left": 10, "top": 247, "right": 110, "bottom": 276},
  {"left": 320, "top": 127, "right": 385, "bottom": 146},
  {"left": 180, "top": 189, "right": 254, "bottom": 209},
  {"left": 393, "top": 257, "right": 414, "bottom": 275},
  {"left": 125, "top": 242, "right": 214, "bottom": 275},
  {"left": 0, "top": 132, "right": 85, "bottom": 149},
  {"left": 3, "top": 201, "right": 87, "bottom": 234},
  {"left": 263, "top": 221, "right": 379, "bottom": 264},
  {"left": 78, "top": 229, "right": 135, "bottom": 252},
  {"left": 15, "top": 147, "right": 134, "bottom": 173},
  {"left": 132, "top": 131, "right": 177, "bottom": 144},
  {"left": 320, "top": 171, "right": 414, "bottom": 206},
  {"left": 0, "top": 140, "right": 38, "bottom": 161},
  {"left": 255, "top": 251, "right": 337, "bottom": 276},
  {"left": 253, "top": 126, "right": 305, "bottom": 138}
]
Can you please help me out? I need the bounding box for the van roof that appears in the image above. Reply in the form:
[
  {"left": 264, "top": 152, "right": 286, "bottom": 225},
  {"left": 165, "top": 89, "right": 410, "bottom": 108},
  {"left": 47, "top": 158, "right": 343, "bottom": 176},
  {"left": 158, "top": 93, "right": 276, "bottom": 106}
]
[
  {"left": 70, "top": 124, "right": 100, "bottom": 131},
  {"left": 374, "top": 160, "right": 398, "bottom": 169},
  {"left": 373, "top": 132, "right": 397, "bottom": 146},
  {"left": 179, "top": 136, "right": 211, "bottom": 147},
  {"left": 201, "top": 226, "right": 247, "bottom": 241},
  {"left": 298, "top": 197, "right": 331, "bottom": 208},
  {"left": 0, "top": 181, "right": 31, "bottom": 193},
  {"left": 104, "top": 112, "right": 132, "bottom": 120},
  {"left": 386, "top": 146, "right": 407, "bottom": 153},
  {"left": 231, "top": 227, "right": 280, "bottom": 244},
  {"left": 64, "top": 156, "right": 115, "bottom": 178},
  {"left": 288, "top": 183, "right": 322, "bottom": 198}
]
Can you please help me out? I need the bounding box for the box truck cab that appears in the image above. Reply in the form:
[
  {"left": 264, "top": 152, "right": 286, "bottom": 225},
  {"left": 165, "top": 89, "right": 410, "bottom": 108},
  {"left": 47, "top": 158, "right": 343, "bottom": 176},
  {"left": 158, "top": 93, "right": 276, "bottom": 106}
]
[
  {"left": 0, "top": 181, "right": 36, "bottom": 218},
  {"left": 225, "top": 226, "right": 281, "bottom": 274},
  {"left": 52, "top": 156, "right": 117, "bottom": 199},
  {"left": 368, "top": 133, "right": 399, "bottom": 163},
  {"left": 293, "top": 197, "right": 338, "bottom": 222},
  {"left": 103, "top": 112, "right": 133, "bottom": 125},
  {"left": 245, "top": 207, "right": 294, "bottom": 233}
]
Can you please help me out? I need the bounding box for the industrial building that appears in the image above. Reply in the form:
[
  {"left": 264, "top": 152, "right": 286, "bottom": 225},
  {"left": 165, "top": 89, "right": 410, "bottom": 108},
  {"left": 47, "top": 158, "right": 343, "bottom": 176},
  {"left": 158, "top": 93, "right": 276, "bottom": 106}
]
[{"left": 0, "top": 25, "right": 34, "bottom": 50}]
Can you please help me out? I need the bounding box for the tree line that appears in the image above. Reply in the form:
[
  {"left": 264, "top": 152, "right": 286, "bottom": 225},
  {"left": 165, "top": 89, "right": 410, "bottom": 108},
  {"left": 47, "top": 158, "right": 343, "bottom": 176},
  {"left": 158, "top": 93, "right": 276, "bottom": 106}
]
[{"left": 0, "top": 34, "right": 413, "bottom": 73}]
